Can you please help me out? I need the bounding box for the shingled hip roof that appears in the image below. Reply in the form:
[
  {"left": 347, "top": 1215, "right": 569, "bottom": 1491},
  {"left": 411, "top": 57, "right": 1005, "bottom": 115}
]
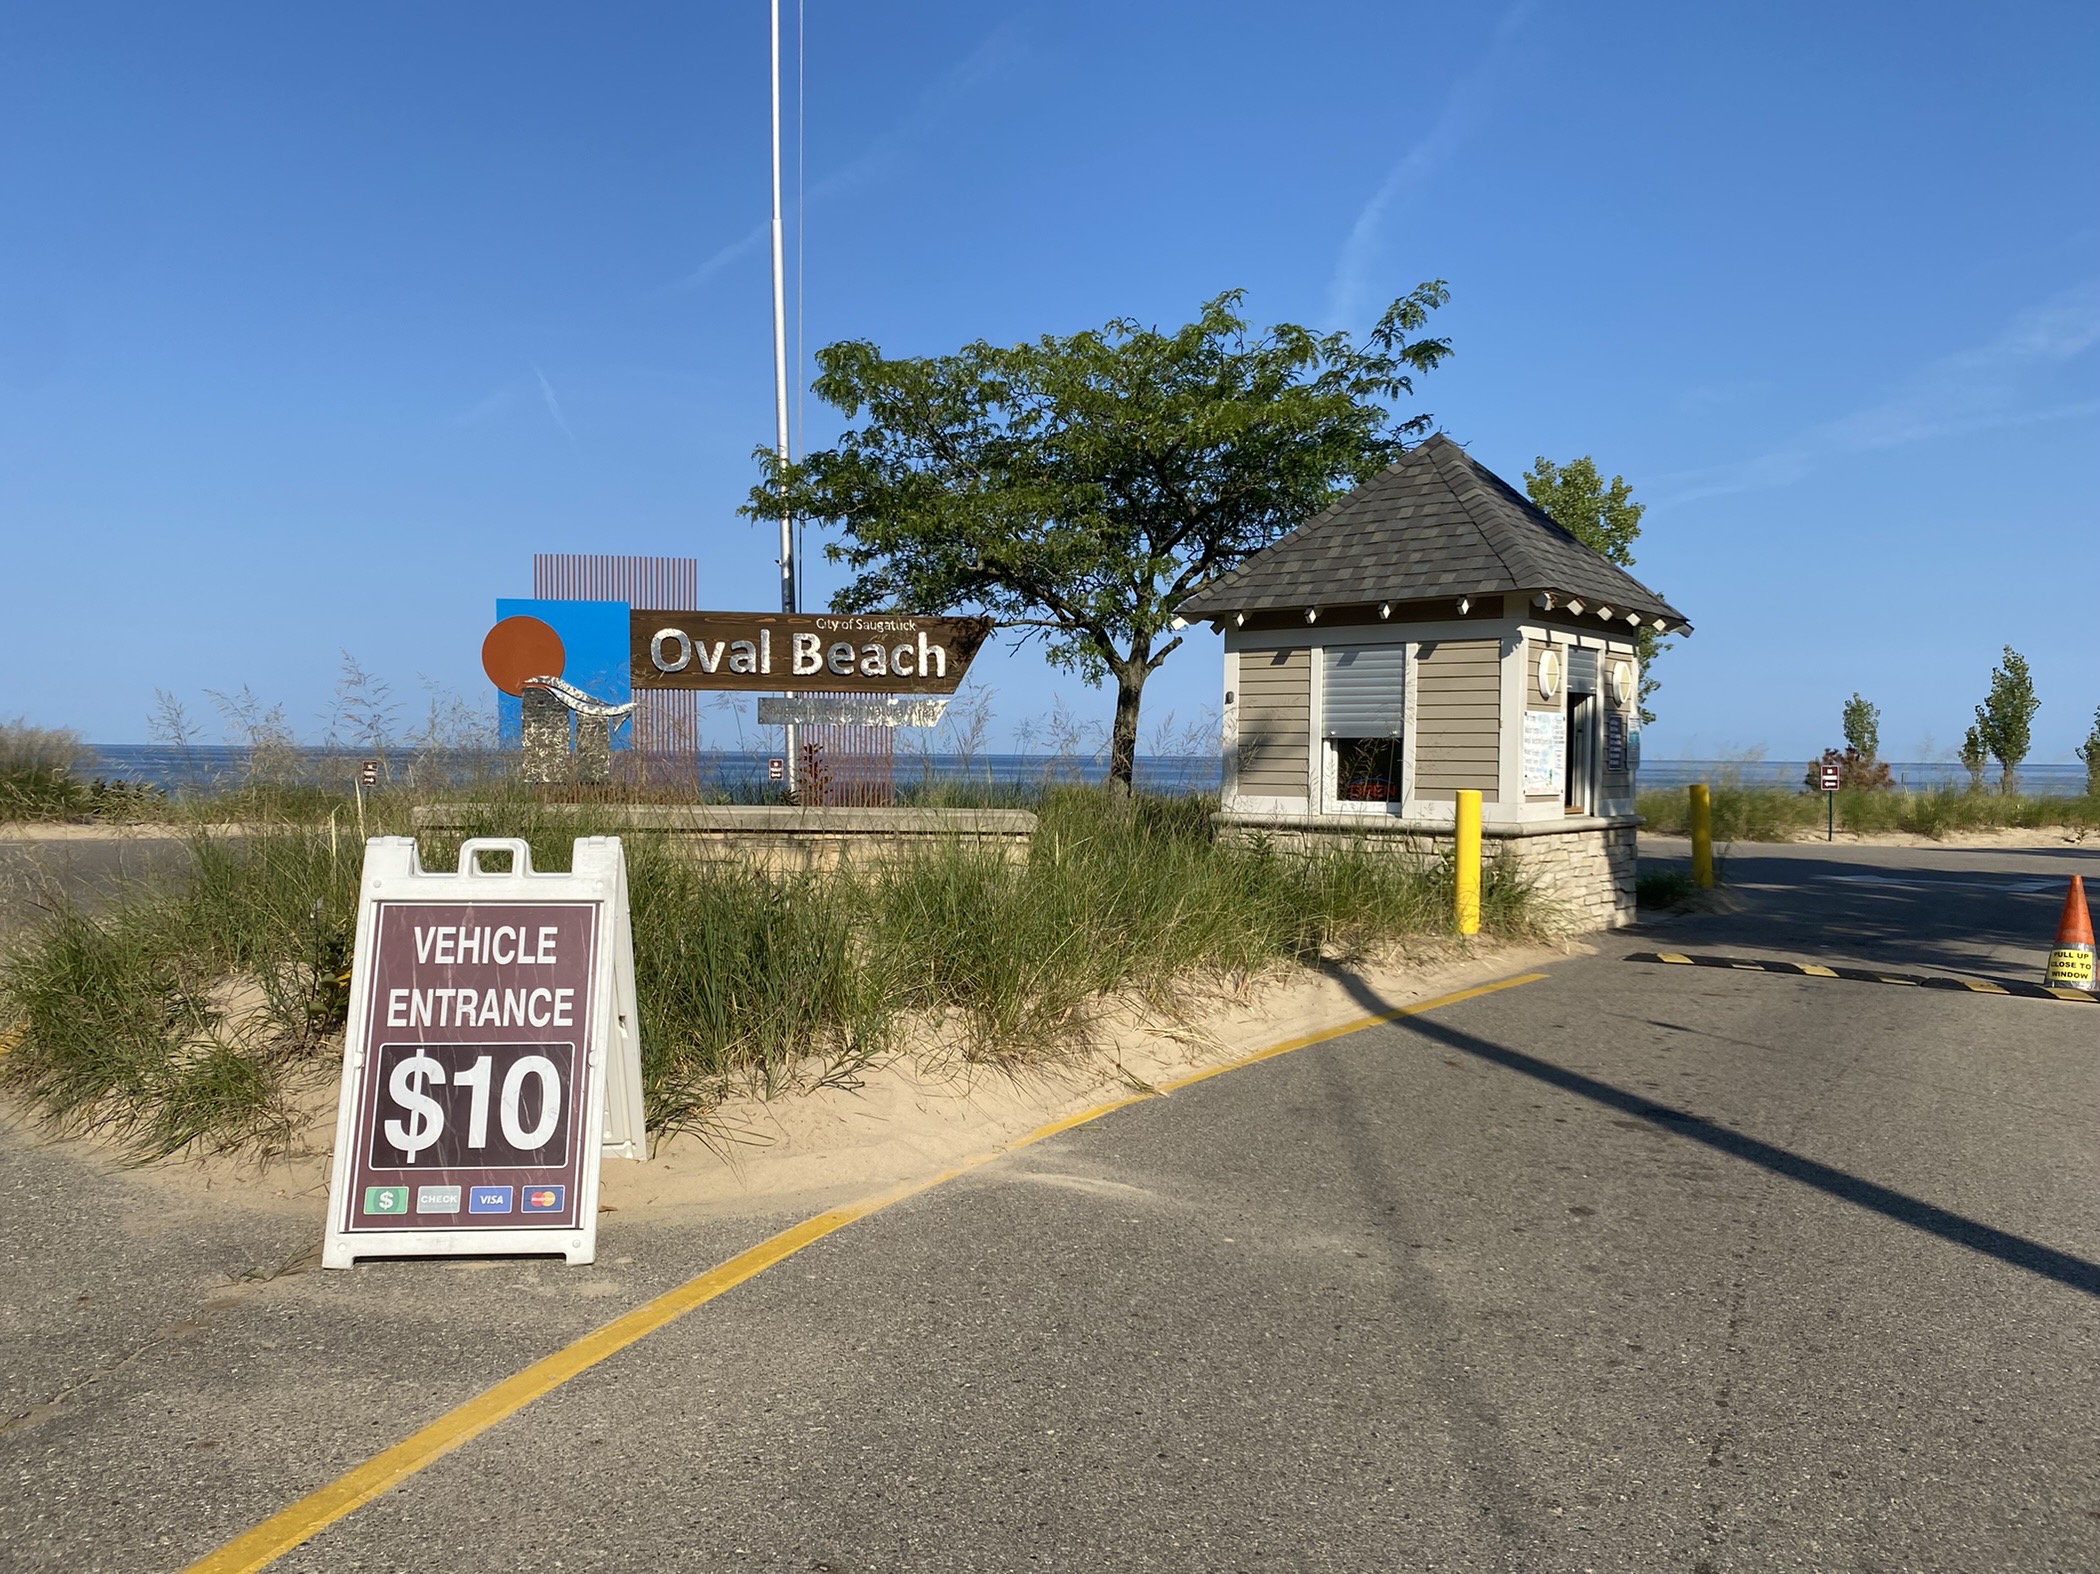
[{"left": 1179, "top": 434, "right": 1688, "bottom": 629}]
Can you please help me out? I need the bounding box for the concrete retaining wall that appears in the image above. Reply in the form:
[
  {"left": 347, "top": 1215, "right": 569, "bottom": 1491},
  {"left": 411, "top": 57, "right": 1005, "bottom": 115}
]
[
  {"left": 1212, "top": 810, "right": 1639, "bottom": 932},
  {"left": 411, "top": 805, "right": 1036, "bottom": 874}
]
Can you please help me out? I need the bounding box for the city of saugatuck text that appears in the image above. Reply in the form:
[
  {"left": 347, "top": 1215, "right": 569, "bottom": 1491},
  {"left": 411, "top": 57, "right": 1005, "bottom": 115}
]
[{"left": 383, "top": 920, "right": 577, "bottom": 1031}]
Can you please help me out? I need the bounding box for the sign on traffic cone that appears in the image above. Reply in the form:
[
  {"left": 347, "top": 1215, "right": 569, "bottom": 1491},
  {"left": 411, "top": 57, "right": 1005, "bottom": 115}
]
[{"left": 2044, "top": 875, "right": 2096, "bottom": 992}]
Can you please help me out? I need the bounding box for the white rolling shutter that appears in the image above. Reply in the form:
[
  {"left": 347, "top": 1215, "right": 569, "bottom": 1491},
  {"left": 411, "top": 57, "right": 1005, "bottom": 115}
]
[{"left": 1322, "top": 645, "right": 1407, "bottom": 738}]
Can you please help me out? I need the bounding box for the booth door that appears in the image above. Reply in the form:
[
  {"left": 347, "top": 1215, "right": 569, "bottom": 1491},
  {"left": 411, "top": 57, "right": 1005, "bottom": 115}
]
[{"left": 1564, "top": 650, "right": 1601, "bottom": 814}]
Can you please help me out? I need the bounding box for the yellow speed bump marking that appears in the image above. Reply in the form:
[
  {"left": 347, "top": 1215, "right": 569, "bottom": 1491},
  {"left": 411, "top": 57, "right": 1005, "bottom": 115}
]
[
  {"left": 186, "top": 969, "right": 1548, "bottom": 1574},
  {"left": 1625, "top": 953, "right": 2095, "bottom": 1003}
]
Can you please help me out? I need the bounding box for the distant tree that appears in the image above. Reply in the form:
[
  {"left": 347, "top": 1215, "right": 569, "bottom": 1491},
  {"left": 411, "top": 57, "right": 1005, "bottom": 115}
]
[
  {"left": 750, "top": 285, "right": 1456, "bottom": 792},
  {"left": 1804, "top": 691, "right": 1892, "bottom": 792},
  {"left": 1959, "top": 724, "right": 1988, "bottom": 792},
  {"left": 1523, "top": 456, "right": 1668, "bottom": 725},
  {"left": 2077, "top": 705, "right": 2100, "bottom": 799},
  {"left": 1973, "top": 646, "right": 2039, "bottom": 794},
  {"left": 1842, "top": 693, "right": 1880, "bottom": 763}
]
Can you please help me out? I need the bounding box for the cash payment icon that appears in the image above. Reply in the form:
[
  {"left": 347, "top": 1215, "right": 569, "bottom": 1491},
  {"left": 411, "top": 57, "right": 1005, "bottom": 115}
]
[{"left": 363, "top": 1186, "right": 409, "bottom": 1216}]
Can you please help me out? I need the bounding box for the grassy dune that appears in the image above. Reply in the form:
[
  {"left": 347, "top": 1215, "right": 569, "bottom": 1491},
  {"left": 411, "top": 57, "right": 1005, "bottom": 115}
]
[
  {"left": 1637, "top": 783, "right": 2098, "bottom": 842},
  {"left": 0, "top": 788, "right": 1547, "bottom": 1161}
]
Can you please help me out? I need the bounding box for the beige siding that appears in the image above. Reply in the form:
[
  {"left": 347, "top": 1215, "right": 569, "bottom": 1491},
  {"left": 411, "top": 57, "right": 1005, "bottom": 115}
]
[
  {"left": 1236, "top": 646, "right": 1310, "bottom": 798},
  {"left": 1414, "top": 638, "right": 1500, "bottom": 802},
  {"left": 1527, "top": 640, "right": 1558, "bottom": 708}
]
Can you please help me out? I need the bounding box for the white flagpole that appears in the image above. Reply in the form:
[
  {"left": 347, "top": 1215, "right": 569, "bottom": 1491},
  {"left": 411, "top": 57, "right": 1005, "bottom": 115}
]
[{"left": 769, "top": 0, "right": 798, "bottom": 793}]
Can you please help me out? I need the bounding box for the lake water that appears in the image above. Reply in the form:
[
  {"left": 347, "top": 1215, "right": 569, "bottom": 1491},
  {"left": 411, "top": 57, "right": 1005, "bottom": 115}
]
[{"left": 80, "top": 746, "right": 2090, "bottom": 798}]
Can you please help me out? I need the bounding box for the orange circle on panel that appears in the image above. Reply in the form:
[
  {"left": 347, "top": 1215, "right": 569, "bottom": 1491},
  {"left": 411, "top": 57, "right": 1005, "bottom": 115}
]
[{"left": 481, "top": 616, "right": 566, "bottom": 696}]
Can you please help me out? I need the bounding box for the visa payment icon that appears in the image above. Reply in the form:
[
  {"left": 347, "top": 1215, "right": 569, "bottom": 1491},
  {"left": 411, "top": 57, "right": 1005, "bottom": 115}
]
[
  {"left": 468, "top": 1186, "right": 514, "bottom": 1214},
  {"left": 362, "top": 1186, "right": 409, "bottom": 1216},
  {"left": 522, "top": 1185, "right": 565, "bottom": 1214}
]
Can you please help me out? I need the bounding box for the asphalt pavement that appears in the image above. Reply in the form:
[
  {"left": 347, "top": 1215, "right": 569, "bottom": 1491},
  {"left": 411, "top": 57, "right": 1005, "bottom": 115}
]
[{"left": 2, "top": 832, "right": 2095, "bottom": 1572}]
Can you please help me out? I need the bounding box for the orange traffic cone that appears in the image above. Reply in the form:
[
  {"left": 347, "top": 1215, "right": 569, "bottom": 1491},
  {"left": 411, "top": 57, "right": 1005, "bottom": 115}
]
[{"left": 2045, "top": 875, "right": 2096, "bottom": 992}]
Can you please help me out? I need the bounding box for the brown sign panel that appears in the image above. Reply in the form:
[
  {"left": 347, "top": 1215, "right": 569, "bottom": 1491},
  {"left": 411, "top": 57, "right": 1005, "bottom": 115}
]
[
  {"left": 337, "top": 901, "right": 600, "bottom": 1236},
  {"left": 631, "top": 610, "right": 991, "bottom": 694}
]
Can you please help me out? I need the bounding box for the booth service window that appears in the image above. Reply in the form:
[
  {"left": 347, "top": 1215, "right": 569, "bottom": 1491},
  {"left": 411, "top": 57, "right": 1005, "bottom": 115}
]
[{"left": 1322, "top": 646, "right": 1406, "bottom": 804}]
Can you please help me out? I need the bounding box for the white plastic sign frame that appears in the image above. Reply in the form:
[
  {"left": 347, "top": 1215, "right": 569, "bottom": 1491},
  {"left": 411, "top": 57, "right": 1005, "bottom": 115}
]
[{"left": 322, "top": 835, "right": 645, "bottom": 1269}]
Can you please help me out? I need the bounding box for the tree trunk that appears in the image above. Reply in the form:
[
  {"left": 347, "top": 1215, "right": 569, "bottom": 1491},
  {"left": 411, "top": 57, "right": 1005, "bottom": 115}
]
[{"left": 1108, "top": 666, "right": 1146, "bottom": 796}]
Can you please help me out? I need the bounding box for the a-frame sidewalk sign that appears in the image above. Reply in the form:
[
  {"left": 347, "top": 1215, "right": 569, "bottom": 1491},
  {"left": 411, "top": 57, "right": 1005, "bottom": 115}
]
[{"left": 322, "top": 836, "right": 646, "bottom": 1269}]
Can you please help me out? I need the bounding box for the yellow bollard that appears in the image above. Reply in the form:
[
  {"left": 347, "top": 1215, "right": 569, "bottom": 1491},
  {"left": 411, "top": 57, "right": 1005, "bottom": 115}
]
[
  {"left": 1455, "top": 788, "right": 1482, "bottom": 935},
  {"left": 1690, "top": 783, "right": 1715, "bottom": 889}
]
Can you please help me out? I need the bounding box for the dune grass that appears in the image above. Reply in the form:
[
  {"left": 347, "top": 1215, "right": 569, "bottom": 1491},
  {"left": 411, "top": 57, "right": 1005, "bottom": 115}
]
[
  {"left": 0, "top": 787, "right": 1545, "bottom": 1161},
  {"left": 1636, "top": 783, "right": 2099, "bottom": 843}
]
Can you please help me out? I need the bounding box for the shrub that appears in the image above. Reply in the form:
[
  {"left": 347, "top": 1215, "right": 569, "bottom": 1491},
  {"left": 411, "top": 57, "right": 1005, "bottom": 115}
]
[
  {"left": 0, "top": 719, "right": 98, "bottom": 821},
  {"left": 1804, "top": 746, "right": 1891, "bottom": 793}
]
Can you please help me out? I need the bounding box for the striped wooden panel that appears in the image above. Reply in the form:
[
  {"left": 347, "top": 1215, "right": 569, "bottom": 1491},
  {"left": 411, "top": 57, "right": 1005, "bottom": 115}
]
[{"left": 533, "top": 555, "right": 703, "bottom": 779}]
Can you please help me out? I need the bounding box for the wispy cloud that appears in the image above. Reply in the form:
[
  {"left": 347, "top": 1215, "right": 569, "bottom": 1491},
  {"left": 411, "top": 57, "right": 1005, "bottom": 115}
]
[
  {"left": 1653, "top": 280, "right": 2100, "bottom": 505},
  {"left": 455, "top": 382, "right": 521, "bottom": 426},
  {"left": 664, "top": 226, "right": 769, "bottom": 297},
  {"left": 655, "top": 25, "right": 1025, "bottom": 300},
  {"left": 534, "top": 365, "right": 576, "bottom": 443},
  {"left": 1325, "top": 3, "right": 1534, "bottom": 330}
]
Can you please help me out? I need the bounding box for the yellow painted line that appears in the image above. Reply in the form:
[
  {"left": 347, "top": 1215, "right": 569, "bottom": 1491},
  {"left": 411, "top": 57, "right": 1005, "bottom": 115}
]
[
  {"left": 1800, "top": 965, "right": 1838, "bottom": 978},
  {"left": 1964, "top": 979, "right": 2009, "bottom": 994},
  {"left": 1003, "top": 1092, "right": 1153, "bottom": 1150},
  {"left": 187, "top": 968, "right": 1549, "bottom": 1574},
  {"left": 1156, "top": 972, "right": 1549, "bottom": 1095},
  {"left": 1655, "top": 953, "right": 1694, "bottom": 965}
]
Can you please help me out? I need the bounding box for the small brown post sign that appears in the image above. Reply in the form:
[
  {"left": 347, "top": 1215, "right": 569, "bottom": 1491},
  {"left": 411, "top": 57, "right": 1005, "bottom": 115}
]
[
  {"left": 322, "top": 836, "right": 644, "bottom": 1268},
  {"left": 631, "top": 610, "right": 991, "bottom": 694}
]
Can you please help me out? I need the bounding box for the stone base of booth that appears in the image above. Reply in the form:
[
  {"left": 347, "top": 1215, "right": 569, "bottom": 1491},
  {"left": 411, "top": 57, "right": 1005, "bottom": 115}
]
[
  {"left": 411, "top": 804, "right": 1036, "bottom": 873},
  {"left": 1212, "top": 811, "right": 1639, "bottom": 933}
]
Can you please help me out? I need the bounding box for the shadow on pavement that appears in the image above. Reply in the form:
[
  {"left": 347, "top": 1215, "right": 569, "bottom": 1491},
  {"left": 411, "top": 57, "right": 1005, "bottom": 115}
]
[
  {"left": 1335, "top": 969, "right": 2100, "bottom": 1300},
  {"left": 1634, "top": 840, "right": 2086, "bottom": 980}
]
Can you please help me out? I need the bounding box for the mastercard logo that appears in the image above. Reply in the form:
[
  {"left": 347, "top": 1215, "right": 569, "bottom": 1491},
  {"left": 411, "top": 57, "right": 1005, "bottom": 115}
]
[{"left": 529, "top": 1190, "right": 557, "bottom": 1208}]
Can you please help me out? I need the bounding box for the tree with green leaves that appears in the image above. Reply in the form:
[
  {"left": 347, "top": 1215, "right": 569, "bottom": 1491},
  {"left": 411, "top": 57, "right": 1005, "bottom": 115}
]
[
  {"left": 1842, "top": 692, "right": 1879, "bottom": 763},
  {"left": 1959, "top": 724, "right": 1988, "bottom": 792},
  {"left": 1973, "top": 646, "right": 2039, "bottom": 794},
  {"left": 1522, "top": 456, "right": 1668, "bottom": 723},
  {"left": 2076, "top": 705, "right": 2100, "bottom": 798},
  {"left": 748, "top": 285, "right": 1455, "bottom": 792},
  {"left": 1808, "top": 692, "right": 1890, "bottom": 791}
]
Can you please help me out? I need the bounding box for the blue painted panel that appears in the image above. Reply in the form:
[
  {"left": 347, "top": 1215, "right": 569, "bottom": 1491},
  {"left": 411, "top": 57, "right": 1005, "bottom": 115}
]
[{"left": 492, "top": 598, "right": 631, "bottom": 746}]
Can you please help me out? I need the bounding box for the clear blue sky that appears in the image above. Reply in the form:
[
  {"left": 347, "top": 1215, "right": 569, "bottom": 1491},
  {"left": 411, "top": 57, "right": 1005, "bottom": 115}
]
[{"left": 4, "top": 1, "right": 2096, "bottom": 762}]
